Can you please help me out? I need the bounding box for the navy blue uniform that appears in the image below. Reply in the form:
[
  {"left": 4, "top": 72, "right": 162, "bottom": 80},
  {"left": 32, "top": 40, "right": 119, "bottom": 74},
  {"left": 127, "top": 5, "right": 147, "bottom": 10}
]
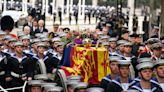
[
  {"left": 100, "top": 74, "right": 113, "bottom": 91},
  {"left": 0, "top": 52, "right": 10, "bottom": 88},
  {"left": 6, "top": 54, "right": 35, "bottom": 92},
  {"left": 129, "top": 81, "right": 163, "bottom": 92},
  {"left": 106, "top": 77, "right": 133, "bottom": 92},
  {"left": 34, "top": 52, "right": 59, "bottom": 74}
]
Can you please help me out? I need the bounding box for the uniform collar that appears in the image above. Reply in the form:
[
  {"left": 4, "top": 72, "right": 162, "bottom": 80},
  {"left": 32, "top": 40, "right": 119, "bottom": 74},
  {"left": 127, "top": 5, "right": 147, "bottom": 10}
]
[
  {"left": 11, "top": 53, "right": 27, "bottom": 61},
  {"left": 102, "top": 74, "right": 112, "bottom": 82},
  {"left": 150, "top": 77, "right": 160, "bottom": 86},
  {"left": 36, "top": 54, "right": 48, "bottom": 61},
  {"left": 132, "top": 81, "right": 158, "bottom": 92},
  {"left": 116, "top": 50, "right": 124, "bottom": 56},
  {"left": 112, "top": 77, "right": 132, "bottom": 88},
  {"left": 108, "top": 51, "right": 119, "bottom": 56},
  {"left": 13, "top": 53, "right": 26, "bottom": 57},
  {"left": 129, "top": 77, "right": 141, "bottom": 87}
]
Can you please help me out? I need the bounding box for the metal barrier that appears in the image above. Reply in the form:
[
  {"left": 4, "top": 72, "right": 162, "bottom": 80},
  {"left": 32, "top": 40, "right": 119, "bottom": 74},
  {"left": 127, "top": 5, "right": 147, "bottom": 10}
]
[{"left": 0, "top": 81, "right": 27, "bottom": 92}]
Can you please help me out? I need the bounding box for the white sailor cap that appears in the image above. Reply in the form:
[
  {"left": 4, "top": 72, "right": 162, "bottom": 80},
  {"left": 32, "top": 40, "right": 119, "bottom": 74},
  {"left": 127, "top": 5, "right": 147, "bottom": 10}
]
[
  {"left": 102, "top": 42, "right": 109, "bottom": 46},
  {"left": 41, "top": 37, "right": 50, "bottom": 42},
  {"left": 4, "top": 35, "right": 12, "bottom": 40},
  {"left": 136, "top": 62, "right": 154, "bottom": 71},
  {"left": 100, "top": 35, "right": 109, "bottom": 39},
  {"left": 17, "top": 31, "right": 25, "bottom": 37},
  {"left": 37, "top": 42, "right": 47, "bottom": 47},
  {"left": 8, "top": 38, "right": 17, "bottom": 42},
  {"left": 41, "top": 83, "right": 57, "bottom": 88},
  {"left": 40, "top": 33, "right": 48, "bottom": 39},
  {"left": 56, "top": 42, "right": 65, "bottom": 46},
  {"left": 137, "top": 58, "right": 152, "bottom": 63},
  {"left": 118, "top": 60, "right": 131, "bottom": 66},
  {"left": 67, "top": 81, "right": 79, "bottom": 86},
  {"left": 52, "top": 37, "right": 61, "bottom": 42},
  {"left": 28, "top": 80, "right": 43, "bottom": 86},
  {"left": 34, "top": 74, "right": 48, "bottom": 80},
  {"left": 67, "top": 75, "right": 82, "bottom": 82},
  {"left": 32, "top": 38, "right": 41, "bottom": 44},
  {"left": 35, "top": 33, "right": 42, "bottom": 38},
  {"left": 123, "top": 42, "right": 133, "bottom": 46},
  {"left": 86, "top": 87, "right": 104, "bottom": 92},
  {"left": 43, "top": 32, "right": 48, "bottom": 36},
  {"left": 109, "top": 56, "right": 121, "bottom": 62},
  {"left": 46, "top": 86, "right": 63, "bottom": 92},
  {"left": 154, "top": 59, "right": 164, "bottom": 68},
  {"left": 126, "top": 89, "right": 140, "bottom": 92},
  {"left": 21, "top": 35, "right": 30, "bottom": 40},
  {"left": 96, "top": 32, "right": 103, "bottom": 35},
  {"left": 106, "top": 23, "right": 112, "bottom": 27},
  {"left": 14, "top": 41, "right": 24, "bottom": 46},
  {"left": 74, "top": 82, "right": 88, "bottom": 90},
  {"left": 117, "top": 40, "right": 127, "bottom": 45},
  {"left": 58, "top": 32, "right": 67, "bottom": 37},
  {"left": 108, "top": 37, "right": 117, "bottom": 42}
]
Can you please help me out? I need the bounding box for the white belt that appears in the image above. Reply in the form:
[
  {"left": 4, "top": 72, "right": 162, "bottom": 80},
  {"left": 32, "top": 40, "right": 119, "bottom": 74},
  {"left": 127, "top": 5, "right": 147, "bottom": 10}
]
[
  {"left": 0, "top": 71, "right": 5, "bottom": 76},
  {"left": 11, "top": 72, "right": 26, "bottom": 78}
]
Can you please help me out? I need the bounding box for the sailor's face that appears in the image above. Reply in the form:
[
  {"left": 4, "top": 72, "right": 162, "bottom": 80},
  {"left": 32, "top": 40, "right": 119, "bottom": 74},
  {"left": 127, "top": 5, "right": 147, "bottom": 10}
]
[
  {"left": 124, "top": 46, "right": 132, "bottom": 53},
  {"left": 156, "top": 66, "right": 164, "bottom": 78},
  {"left": 22, "top": 39, "right": 30, "bottom": 46},
  {"left": 110, "top": 41, "right": 117, "bottom": 49},
  {"left": 110, "top": 61, "right": 119, "bottom": 74},
  {"left": 118, "top": 45, "right": 124, "bottom": 52},
  {"left": 67, "top": 86, "right": 74, "bottom": 92},
  {"left": 119, "top": 66, "right": 130, "bottom": 78},
  {"left": 57, "top": 45, "right": 64, "bottom": 54},
  {"left": 122, "top": 33, "right": 129, "bottom": 40},
  {"left": 32, "top": 43, "right": 38, "bottom": 50},
  {"left": 38, "top": 47, "right": 46, "bottom": 54},
  {"left": 15, "top": 46, "right": 23, "bottom": 53},
  {"left": 9, "top": 42, "right": 15, "bottom": 48},
  {"left": 140, "top": 69, "right": 152, "bottom": 81},
  {"left": 31, "top": 86, "right": 42, "bottom": 92}
]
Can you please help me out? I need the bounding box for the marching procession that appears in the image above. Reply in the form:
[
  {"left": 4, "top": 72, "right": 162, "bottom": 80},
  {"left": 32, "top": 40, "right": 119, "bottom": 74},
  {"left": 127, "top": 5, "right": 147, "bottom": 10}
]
[{"left": 0, "top": 0, "right": 164, "bottom": 92}]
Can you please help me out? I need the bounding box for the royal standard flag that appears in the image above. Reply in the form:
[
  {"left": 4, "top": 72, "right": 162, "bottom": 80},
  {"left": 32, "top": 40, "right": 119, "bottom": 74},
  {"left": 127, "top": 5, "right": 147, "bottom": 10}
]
[
  {"left": 69, "top": 46, "right": 110, "bottom": 83},
  {"left": 89, "top": 47, "right": 111, "bottom": 84}
]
